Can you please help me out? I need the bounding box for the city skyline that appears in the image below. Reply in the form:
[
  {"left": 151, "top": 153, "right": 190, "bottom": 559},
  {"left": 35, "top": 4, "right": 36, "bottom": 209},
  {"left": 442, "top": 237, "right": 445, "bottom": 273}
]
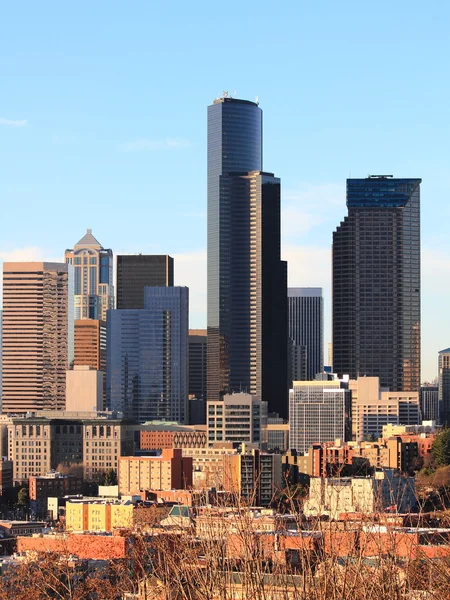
[{"left": 1, "top": 2, "right": 449, "bottom": 382}]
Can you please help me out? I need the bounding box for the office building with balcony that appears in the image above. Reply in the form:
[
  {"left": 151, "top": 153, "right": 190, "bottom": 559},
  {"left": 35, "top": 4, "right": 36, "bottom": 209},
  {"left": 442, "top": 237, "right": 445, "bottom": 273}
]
[{"left": 2, "top": 262, "right": 73, "bottom": 413}]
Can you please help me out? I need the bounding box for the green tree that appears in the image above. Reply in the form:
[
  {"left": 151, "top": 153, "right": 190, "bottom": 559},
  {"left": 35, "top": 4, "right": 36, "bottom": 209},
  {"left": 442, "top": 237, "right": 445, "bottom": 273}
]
[
  {"left": 431, "top": 429, "right": 450, "bottom": 468},
  {"left": 103, "top": 468, "right": 118, "bottom": 486},
  {"left": 17, "top": 487, "right": 29, "bottom": 507}
]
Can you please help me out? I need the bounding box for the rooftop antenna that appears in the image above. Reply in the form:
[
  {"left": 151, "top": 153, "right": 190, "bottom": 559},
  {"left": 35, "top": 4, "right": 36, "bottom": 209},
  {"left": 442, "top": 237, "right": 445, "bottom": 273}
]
[{"left": 255, "top": 95, "right": 259, "bottom": 105}]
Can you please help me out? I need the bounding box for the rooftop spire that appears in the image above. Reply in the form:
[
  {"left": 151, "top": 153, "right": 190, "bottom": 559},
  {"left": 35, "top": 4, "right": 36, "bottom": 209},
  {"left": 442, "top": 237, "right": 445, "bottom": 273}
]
[{"left": 75, "top": 228, "right": 102, "bottom": 248}]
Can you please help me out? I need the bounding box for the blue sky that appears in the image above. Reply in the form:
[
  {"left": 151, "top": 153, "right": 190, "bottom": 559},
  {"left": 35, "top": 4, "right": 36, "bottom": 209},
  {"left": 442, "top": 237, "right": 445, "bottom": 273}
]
[{"left": 1, "top": 1, "right": 449, "bottom": 381}]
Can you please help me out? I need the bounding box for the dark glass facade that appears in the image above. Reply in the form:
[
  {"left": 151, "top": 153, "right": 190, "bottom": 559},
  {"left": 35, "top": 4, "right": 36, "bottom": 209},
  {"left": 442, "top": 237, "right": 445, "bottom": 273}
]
[
  {"left": 438, "top": 349, "right": 450, "bottom": 426},
  {"left": 288, "top": 288, "right": 324, "bottom": 381},
  {"left": 116, "top": 255, "right": 174, "bottom": 309},
  {"left": 333, "top": 176, "right": 421, "bottom": 392},
  {"left": 207, "top": 97, "right": 287, "bottom": 417},
  {"left": 188, "top": 330, "right": 207, "bottom": 400},
  {"left": 106, "top": 286, "right": 188, "bottom": 423}
]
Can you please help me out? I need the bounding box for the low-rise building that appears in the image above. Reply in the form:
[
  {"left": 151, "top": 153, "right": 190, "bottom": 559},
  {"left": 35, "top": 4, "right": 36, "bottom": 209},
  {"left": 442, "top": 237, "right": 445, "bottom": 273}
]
[
  {"left": 17, "top": 532, "right": 131, "bottom": 559},
  {"left": 118, "top": 449, "right": 193, "bottom": 496},
  {"left": 7, "top": 411, "right": 135, "bottom": 484},
  {"left": 65, "top": 500, "right": 135, "bottom": 531},
  {"left": 303, "top": 470, "right": 417, "bottom": 519},
  {"left": 0, "top": 520, "right": 46, "bottom": 537},
  {"left": 29, "top": 472, "right": 83, "bottom": 519},
  {"left": 139, "top": 424, "right": 206, "bottom": 450}
]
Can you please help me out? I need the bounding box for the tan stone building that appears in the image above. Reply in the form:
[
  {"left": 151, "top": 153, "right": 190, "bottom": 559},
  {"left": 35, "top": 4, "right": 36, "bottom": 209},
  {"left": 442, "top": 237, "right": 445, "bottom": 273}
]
[
  {"left": 118, "top": 449, "right": 193, "bottom": 496},
  {"left": 350, "top": 377, "right": 420, "bottom": 441},
  {"left": 2, "top": 262, "right": 73, "bottom": 413},
  {"left": 7, "top": 411, "right": 135, "bottom": 484}
]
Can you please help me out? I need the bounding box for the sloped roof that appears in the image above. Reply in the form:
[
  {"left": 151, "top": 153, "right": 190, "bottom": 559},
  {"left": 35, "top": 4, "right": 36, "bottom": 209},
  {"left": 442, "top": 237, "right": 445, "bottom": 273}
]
[{"left": 75, "top": 229, "right": 102, "bottom": 249}]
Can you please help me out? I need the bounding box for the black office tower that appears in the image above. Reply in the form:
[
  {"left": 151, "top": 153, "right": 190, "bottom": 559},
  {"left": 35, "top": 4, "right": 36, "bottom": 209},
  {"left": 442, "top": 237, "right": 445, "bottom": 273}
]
[
  {"left": 207, "top": 94, "right": 288, "bottom": 417},
  {"left": 333, "top": 176, "right": 421, "bottom": 392},
  {"left": 116, "top": 255, "right": 174, "bottom": 309}
]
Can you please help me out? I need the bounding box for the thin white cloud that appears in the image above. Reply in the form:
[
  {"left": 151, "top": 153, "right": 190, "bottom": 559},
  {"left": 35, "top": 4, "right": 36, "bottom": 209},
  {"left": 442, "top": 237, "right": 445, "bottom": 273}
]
[
  {"left": 284, "top": 182, "right": 344, "bottom": 207},
  {"left": 0, "top": 117, "right": 27, "bottom": 127},
  {"left": 282, "top": 182, "right": 345, "bottom": 241},
  {"left": 173, "top": 249, "right": 206, "bottom": 328},
  {"left": 282, "top": 207, "right": 325, "bottom": 238},
  {"left": 118, "top": 137, "right": 192, "bottom": 152}
]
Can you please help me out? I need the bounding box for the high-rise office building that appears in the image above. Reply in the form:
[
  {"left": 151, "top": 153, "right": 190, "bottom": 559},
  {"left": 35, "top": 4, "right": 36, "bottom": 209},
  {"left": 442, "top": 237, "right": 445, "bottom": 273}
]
[
  {"left": 420, "top": 385, "right": 439, "bottom": 423},
  {"left": 288, "top": 288, "right": 323, "bottom": 382},
  {"left": 116, "top": 255, "right": 174, "bottom": 309},
  {"left": 188, "top": 329, "right": 207, "bottom": 399},
  {"left": 438, "top": 348, "right": 450, "bottom": 426},
  {"left": 207, "top": 94, "right": 287, "bottom": 417},
  {"left": 65, "top": 229, "right": 114, "bottom": 321},
  {"left": 0, "top": 310, "right": 2, "bottom": 409},
  {"left": 2, "top": 262, "right": 74, "bottom": 413},
  {"left": 207, "top": 392, "right": 267, "bottom": 447},
  {"left": 107, "top": 286, "right": 188, "bottom": 423},
  {"left": 74, "top": 319, "right": 106, "bottom": 372},
  {"left": 289, "top": 380, "right": 351, "bottom": 453},
  {"left": 188, "top": 329, "right": 207, "bottom": 425},
  {"left": 333, "top": 176, "right": 421, "bottom": 392}
]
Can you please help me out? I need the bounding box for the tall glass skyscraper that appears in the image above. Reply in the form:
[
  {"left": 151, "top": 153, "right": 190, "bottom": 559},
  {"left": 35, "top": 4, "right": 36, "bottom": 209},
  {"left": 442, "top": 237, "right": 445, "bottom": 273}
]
[
  {"left": 207, "top": 94, "right": 287, "bottom": 417},
  {"left": 107, "top": 286, "right": 188, "bottom": 423},
  {"left": 65, "top": 229, "right": 114, "bottom": 321},
  {"left": 288, "top": 288, "right": 324, "bottom": 382},
  {"left": 333, "top": 176, "right": 421, "bottom": 392}
]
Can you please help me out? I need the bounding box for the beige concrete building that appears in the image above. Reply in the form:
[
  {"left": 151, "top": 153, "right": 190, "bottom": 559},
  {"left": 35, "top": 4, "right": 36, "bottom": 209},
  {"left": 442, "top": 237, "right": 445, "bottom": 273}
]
[
  {"left": 2, "top": 262, "right": 73, "bottom": 413},
  {"left": 303, "top": 470, "right": 417, "bottom": 519},
  {"left": 66, "top": 366, "right": 103, "bottom": 412},
  {"left": 350, "top": 377, "right": 420, "bottom": 441},
  {"left": 207, "top": 392, "right": 267, "bottom": 446},
  {"left": 7, "top": 411, "right": 135, "bottom": 484},
  {"left": 118, "top": 449, "right": 193, "bottom": 496}
]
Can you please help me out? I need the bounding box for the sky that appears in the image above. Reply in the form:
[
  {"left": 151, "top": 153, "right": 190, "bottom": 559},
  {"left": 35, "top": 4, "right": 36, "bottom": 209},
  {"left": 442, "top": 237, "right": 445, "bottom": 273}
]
[{"left": 1, "top": 0, "right": 449, "bottom": 382}]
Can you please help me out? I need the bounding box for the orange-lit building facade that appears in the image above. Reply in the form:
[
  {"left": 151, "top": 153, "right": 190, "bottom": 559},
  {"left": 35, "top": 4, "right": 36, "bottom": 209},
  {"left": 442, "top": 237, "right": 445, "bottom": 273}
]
[{"left": 2, "top": 262, "right": 73, "bottom": 413}]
